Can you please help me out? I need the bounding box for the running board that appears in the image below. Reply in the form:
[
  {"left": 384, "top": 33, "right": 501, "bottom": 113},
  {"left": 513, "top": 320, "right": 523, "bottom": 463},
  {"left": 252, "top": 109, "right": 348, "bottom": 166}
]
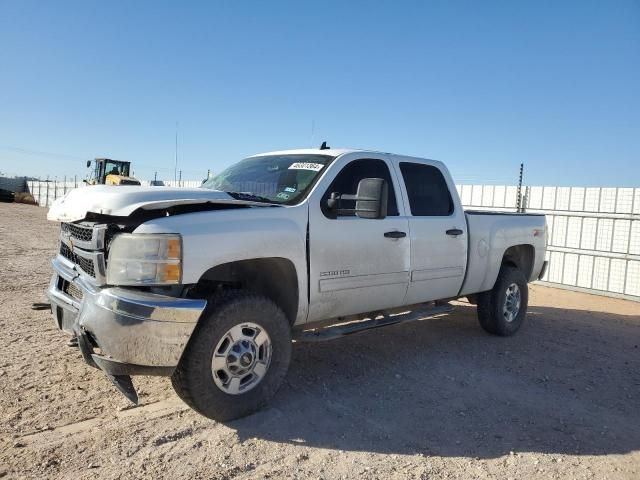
[{"left": 295, "top": 303, "right": 454, "bottom": 342}]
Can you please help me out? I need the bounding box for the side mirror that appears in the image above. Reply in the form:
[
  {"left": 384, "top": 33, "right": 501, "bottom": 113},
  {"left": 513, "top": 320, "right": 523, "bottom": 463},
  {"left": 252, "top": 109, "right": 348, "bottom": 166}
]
[
  {"left": 326, "top": 178, "right": 388, "bottom": 219},
  {"left": 86, "top": 160, "right": 91, "bottom": 168},
  {"left": 354, "top": 178, "right": 388, "bottom": 219}
]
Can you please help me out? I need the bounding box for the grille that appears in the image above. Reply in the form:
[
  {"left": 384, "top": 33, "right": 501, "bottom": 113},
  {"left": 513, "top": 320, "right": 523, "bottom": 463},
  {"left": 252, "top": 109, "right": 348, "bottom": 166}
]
[
  {"left": 63, "top": 281, "right": 84, "bottom": 300},
  {"left": 59, "top": 242, "right": 76, "bottom": 263},
  {"left": 76, "top": 255, "right": 96, "bottom": 277},
  {"left": 119, "top": 179, "right": 140, "bottom": 185},
  {"left": 59, "top": 243, "right": 96, "bottom": 278},
  {"left": 61, "top": 222, "right": 94, "bottom": 243}
]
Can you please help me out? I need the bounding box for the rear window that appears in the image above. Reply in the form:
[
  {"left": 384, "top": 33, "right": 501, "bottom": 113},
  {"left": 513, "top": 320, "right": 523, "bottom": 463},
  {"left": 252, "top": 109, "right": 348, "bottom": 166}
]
[{"left": 399, "top": 162, "right": 453, "bottom": 216}]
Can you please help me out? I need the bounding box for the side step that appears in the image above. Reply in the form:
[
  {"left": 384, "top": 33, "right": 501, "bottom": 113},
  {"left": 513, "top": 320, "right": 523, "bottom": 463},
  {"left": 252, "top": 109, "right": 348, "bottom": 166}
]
[{"left": 294, "top": 303, "right": 454, "bottom": 342}]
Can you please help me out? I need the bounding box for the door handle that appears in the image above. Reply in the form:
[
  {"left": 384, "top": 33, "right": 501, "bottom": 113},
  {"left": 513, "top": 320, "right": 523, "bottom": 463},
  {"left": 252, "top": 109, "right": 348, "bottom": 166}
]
[
  {"left": 384, "top": 231, "right": 407, "bottom": 239},
  {"left": 446, "top": 228, "right": 463, "bottom": 236}
]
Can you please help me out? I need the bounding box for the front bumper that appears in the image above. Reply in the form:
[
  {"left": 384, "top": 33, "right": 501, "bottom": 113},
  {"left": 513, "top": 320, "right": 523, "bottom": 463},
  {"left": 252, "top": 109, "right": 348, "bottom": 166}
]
[{"left": 48, "top": 255, "right": 207, "bottom": 374}]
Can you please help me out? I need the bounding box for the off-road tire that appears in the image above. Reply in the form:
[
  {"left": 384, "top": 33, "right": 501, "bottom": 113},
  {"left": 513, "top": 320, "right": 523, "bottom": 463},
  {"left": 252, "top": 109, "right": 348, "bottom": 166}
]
[
  {"left": 477, "top": 265, "right": 528, "bottom": 336},
  {"left": 171, "top": 290, "right": 292, "bottom": 421}
]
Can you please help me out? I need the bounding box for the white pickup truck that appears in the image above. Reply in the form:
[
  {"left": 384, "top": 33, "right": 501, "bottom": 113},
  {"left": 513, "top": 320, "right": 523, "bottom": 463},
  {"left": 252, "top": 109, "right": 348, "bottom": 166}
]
[{"left": 47, "top": 147, "right": 547, "bottom": 420}]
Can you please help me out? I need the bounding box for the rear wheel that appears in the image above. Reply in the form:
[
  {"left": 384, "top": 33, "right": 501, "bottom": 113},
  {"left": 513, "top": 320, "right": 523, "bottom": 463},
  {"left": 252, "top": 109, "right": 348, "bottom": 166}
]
[
  {"left": 172, "top": 291, "right": 292, "bottom": 421},
  {"left": 477, "top": 265, "right": 528, "bottom": 336}
]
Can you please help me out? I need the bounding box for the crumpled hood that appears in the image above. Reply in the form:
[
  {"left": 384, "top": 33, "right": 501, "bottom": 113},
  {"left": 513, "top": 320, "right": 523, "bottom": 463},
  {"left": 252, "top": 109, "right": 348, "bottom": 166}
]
[{"left": 47, "top": 185, "right": 257, "bottom": 222}]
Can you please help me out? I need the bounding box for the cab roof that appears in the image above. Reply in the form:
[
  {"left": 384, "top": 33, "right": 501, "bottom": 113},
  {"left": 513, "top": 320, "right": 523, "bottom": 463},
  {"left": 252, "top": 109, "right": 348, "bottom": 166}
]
[
  {"left": 248, "top": 148, "right": 445, "bottom": 170},
  {"left": 249, "top": 148, "right": 359, "bottom": 158}
]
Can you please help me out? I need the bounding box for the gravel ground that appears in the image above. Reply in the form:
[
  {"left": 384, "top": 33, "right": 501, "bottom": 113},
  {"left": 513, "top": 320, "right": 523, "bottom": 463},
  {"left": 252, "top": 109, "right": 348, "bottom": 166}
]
[{"left": 1, "top": 201, "right": 639, "bottom": 479}]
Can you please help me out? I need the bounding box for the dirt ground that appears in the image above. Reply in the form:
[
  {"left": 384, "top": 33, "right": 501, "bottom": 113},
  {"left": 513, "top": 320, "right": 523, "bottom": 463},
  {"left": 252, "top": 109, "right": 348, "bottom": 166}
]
[{"left": 1, "top": 202, "right": 639, "bottom": 480}]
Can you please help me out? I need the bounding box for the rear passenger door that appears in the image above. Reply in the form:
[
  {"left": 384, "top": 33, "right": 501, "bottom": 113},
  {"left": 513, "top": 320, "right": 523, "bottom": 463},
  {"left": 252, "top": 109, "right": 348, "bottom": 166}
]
[{"left": 395, "top": 160, "right": 468, "bottom": 304}]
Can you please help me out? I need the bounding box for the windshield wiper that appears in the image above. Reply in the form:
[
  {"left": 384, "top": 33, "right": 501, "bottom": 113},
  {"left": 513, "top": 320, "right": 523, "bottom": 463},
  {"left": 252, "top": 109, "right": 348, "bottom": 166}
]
[{"left": 226, "top": 192, "right": 279, "bottom": 205}]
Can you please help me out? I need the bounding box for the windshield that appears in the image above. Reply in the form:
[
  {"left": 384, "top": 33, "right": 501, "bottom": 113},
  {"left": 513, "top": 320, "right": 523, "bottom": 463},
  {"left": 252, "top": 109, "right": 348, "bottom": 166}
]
[
  {"left": 105, "top": 160, "right": 130, "bottom": 177},
  {"left": 202, "top": 154, "right": 334, "bottom": 204}
]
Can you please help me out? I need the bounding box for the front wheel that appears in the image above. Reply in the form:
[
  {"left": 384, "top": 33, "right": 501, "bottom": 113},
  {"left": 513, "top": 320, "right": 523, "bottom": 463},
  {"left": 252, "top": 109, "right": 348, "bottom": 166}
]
[
  {"left": 477, "top": 265, "right": 528, "bottom": 336},
  {"left": 172, "top": 291, "right": 292, "bottom": 421}
]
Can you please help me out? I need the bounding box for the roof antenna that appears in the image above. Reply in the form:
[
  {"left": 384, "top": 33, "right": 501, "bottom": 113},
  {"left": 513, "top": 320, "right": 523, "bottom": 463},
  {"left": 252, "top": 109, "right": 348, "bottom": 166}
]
[{"left": 319, "top": 141, "right": 329, "bottom": 150}]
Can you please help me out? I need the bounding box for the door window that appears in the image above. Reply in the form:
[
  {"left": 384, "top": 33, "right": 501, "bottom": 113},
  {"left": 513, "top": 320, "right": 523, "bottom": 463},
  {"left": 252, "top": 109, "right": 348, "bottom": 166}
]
[
  {"left": 399, "top": 162, "right": 453, "bottom": 216},
  {"left": 322, "top": 159, "right": 399, "bottom": 217}
]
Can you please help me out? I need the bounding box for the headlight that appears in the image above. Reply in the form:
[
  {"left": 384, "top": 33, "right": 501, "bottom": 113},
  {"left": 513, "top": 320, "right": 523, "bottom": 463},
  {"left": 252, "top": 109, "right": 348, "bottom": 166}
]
[{"left": 106, "top": 234, "right": 182, "bottom": 285}]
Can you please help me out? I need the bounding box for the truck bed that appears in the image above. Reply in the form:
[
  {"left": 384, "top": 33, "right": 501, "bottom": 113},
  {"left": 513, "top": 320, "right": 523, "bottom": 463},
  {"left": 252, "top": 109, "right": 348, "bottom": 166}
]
[
  {"left": 459, "top": 210, "right": 547, "bottom": 296},
  {"left": 465, "top": 209, "right": 545, "bottom": 216}
]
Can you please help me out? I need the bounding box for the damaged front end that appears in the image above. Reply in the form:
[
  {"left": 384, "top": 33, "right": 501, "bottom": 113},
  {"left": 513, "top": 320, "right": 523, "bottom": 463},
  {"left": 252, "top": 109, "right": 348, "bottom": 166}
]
[
  {"left": 48, "top": 217, "right": 207, "bottom": 403},
  {"left": 45, "top": 185, "right": 280, "bottom": 402}
]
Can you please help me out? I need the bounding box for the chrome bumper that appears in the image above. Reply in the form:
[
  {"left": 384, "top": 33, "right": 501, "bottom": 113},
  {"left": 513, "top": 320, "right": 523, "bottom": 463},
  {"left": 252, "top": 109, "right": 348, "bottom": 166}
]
[{"left": 48, "top": 255, "right": 206, "bottom": 371}]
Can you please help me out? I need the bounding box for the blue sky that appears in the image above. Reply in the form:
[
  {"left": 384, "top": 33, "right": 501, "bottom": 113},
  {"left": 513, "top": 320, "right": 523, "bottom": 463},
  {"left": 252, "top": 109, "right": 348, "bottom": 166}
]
[{"left": 0, "top": 1, "right": 638, "bottom": 186}]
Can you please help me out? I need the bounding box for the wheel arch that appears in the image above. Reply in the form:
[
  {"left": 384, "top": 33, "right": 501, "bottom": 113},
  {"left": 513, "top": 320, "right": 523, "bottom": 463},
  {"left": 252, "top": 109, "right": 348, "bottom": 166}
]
[
  {"left": 501, "top": 244, "right": 535, "bottom": 279},
  {"left": 192, "top": 257, "right": 299, "bottom": 326}
]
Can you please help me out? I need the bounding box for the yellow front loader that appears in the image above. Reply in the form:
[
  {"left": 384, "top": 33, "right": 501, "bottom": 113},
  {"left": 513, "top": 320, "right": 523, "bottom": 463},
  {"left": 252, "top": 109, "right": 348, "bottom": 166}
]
[{"left": 86, "top": 158, "right": 141, "bottom": 186}]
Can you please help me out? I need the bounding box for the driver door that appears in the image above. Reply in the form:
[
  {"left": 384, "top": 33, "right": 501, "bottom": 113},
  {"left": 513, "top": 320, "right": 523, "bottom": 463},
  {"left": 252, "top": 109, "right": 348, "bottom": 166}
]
[{"left": 307, "top": 155, "right": 410, "bottom": 323}]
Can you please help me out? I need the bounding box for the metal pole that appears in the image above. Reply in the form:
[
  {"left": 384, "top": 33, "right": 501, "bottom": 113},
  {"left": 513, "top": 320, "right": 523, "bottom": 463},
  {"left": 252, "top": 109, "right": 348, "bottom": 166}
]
[
  {"left": 597, "top": 187, "right": 602, "bottom": 213},
  {"left": 179, "top": 170, "right": 182, "bottom": 187},
  {"left": 622, "top": 188, "right": 636, "bottom": 296},
  {"left": 568, "top": 187, "right": 573, "bottom": 212},
  {"left": 516, "top": 163, "right": 524, "bottom": 213},
  {"left": 589, "top": 251, "right": 596, "bottom": 290},
  {"left": 45, "top": 177, "right": 50, "bottom": 207},
  {"left": 174, "top": 121, "right": 178, "bottom": 183}
]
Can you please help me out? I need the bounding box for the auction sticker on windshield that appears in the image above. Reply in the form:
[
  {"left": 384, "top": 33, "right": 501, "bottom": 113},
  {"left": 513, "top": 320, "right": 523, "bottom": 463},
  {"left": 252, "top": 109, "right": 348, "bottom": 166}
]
[{"left": 288, "top": 162, "right": 324, "bottom": 171}]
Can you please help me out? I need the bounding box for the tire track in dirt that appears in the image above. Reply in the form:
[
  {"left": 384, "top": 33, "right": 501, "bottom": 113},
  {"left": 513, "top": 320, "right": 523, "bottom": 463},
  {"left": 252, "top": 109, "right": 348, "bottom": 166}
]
[{"left": 18, "top": 398, "right": 190, "bottom": 447}]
